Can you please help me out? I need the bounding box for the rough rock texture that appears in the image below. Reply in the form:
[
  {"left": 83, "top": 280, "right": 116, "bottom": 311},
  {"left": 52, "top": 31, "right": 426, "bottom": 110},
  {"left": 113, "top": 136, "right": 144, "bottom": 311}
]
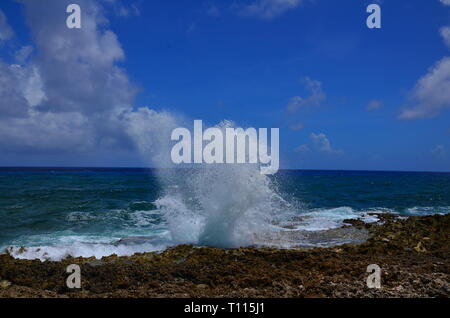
[{"left": 0, "top": 214, "right": 449, "bottom": 298}]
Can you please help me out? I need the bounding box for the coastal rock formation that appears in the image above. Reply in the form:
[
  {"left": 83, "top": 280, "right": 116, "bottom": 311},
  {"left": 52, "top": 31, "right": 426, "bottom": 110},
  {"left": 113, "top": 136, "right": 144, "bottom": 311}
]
[{"left": 0, "top": 214, "right": 449, "bottom": 298}]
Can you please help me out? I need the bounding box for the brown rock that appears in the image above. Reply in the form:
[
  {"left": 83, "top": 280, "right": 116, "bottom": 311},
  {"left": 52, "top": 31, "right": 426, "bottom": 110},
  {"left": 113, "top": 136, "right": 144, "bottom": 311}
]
[{"left": 0, "top": 281, "right": 11, "bottom": 289}]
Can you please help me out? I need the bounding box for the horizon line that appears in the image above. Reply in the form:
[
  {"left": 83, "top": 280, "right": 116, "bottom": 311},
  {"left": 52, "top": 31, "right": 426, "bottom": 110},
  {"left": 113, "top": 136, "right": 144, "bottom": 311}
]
[{"left": 0, "top": 166, "right": 449, "bottom": 174}]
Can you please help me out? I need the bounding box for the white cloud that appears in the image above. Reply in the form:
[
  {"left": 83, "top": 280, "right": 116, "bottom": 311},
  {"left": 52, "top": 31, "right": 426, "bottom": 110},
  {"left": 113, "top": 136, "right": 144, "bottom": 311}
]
[
  {"left": 287, "top": 77, "right": 326, "bottom": 113},
  {"left": 431, "top": 145, "right": 446, "bottom": 158},
  {"left": 13, "top": 0, "right": 134, "bottom": 116},
  {"left": 0, "top": 61, "right": 48, "bottom": 117},
  {"left": 294, "top": 144, "right": 309, "bottom": 153},
  {"left": 399, "top": 57, "right": 450, "bottom": 119},
  {"left": 440, "top": 26, "right": 450, "bottom": 49},
  {"left": 0, "top": 111, "right": 95, "bottom": 153},
  {"left": 310, "top": 133, "right": 343, "bottom": 155},
  {"left": 237, "top": 0, "right": 303, "bottom": 20},
  {"left": 103, "top": 0, "right": 141, "bottom": 17},
  {"left": 0, "top": 0, "right": 178, "bottom": 164},
  {"left": 366, "top": 99, "right": 383, "bottom": 111},
  {"left": 15, "top": 45, "right": 34, "bottom": 63},
  {"left": 123, "top": 108, "right": 180, "bottom": 166},
  {"left": 294, "top": 132, "right": 343, "bottom": 156},
  {"left": 289, "top": 123, "right": 304, "bottom": 131},
  {"left": 399, "top": 4, "right": 450, "bottom": 120},
  {"left": 0, "top": 9, "right": 14, "bottom": 42},
  {"left": 206, "top": 4, "right": 220, "bottom": 17}
]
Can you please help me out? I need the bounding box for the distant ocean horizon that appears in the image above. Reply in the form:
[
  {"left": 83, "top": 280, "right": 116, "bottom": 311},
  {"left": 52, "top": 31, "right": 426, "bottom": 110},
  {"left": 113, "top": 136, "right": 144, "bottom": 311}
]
[
  {"left": 1, "top": 166, "right": 450, "bottom": 174},
  {"left": 1, "top": 167, "right": 449, "bottom": 261}
]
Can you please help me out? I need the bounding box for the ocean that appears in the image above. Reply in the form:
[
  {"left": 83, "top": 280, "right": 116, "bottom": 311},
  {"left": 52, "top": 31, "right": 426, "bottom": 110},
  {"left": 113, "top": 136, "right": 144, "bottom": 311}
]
[{"left": 1, "top": 167, "right": 449, "bottom": 261}]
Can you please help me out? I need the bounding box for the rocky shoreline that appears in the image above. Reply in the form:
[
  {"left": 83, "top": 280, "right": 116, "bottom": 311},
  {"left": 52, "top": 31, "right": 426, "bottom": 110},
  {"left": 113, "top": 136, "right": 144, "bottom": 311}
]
[{"left": 0, "top": 214, "right": 449, "bottom": 298}]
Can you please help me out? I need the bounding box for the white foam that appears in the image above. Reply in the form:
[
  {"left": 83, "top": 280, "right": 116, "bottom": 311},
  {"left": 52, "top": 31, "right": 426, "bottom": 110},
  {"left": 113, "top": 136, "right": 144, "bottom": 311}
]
[
  {"left": 273, "top": 207, "right": 383, "bottom": 232},
  {"left": 6, "top": 241, "right": 170, "bottom": 262},
  {"left": 4, "top": 204, "right": 431, "bottom": 261},
  {"left": 405, "top": 206, "right": 450, "bottom": 215},
  {"left": 150, "top": 120, "right": 290, "bottom": 248}
]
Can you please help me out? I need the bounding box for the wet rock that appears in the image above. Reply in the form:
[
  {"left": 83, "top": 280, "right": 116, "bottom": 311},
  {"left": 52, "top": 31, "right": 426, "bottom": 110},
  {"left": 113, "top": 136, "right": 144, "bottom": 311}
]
[
  {"left": 195, "top": 284, "right": 208, "bottom": 290},
  {"left": 343, "top": 219, "right": 366, "bottom": 227},
  {"left": 0, "top": 214, "right": 448, "bottom": 298},
  {"left": 414, "top": 242, "right": 427, "bottom": 253},
  {"left": 0, "top": 281, "right": 11, "bottom": 289},
  {"left": 85, "top": 260, "right": 105, "bottom": 267}
]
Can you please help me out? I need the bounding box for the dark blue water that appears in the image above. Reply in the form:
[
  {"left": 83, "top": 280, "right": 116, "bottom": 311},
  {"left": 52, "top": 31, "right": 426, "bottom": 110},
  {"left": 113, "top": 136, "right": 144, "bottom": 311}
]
[
  {"left": 1, "top": 168, "right": 449, "bottom": 260},
  {"left": 275, "top": 169, "right": 450, "bottom": 212}
]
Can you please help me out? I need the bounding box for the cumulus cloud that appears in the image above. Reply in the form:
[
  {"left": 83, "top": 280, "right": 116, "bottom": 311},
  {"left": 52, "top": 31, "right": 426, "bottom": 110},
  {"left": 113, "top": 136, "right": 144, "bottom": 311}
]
[
  {"left": 18, "top": 0, "right": 136, "bottom": 115},
  {"left": 366, "top": 99, "right": 383, "bottom": 111},
  {"left": 440, "top": 26, "right": 450, "bottom": 49},
  {"left": 399, "top": 4, "right": 450, "bottom": 120},
  {"left": 294, "top": 133, "right": 343, "bottom": 156},
  {"left": 206, "top": 4, "right": 220, "bottom": 17},
  {"left": 0, "top": 62, "right": 47, "bottom": 117},
  {"left": 0, "top": 111, "right": 95, "bottom": 154},
  {"left": 102, "top": 0, "right": 140, "bottom": 17},
  {"left": 431, "top": 145, "right": 446, "bottom": 158},
  {"left": 289, "top": 123, "right": 304, "bottom": 131},
  {"left": 287, "top": 77, "right": 326, "bottom": 113},
  {"left": 0, "top": 0, "right": 177, "bottom": 165},
  {"left": 15, "top": 45, "right": 34, "bottom": 64},
  {"left": 310, "top": 133, "right": 343, "bottom": 155},
  {"left": 236, "top": 0, "right": 303, "bottom": 20},
  {"left": 294, "top": 144, "right": 309, "bottom": 153},
  {"left": 399, "top": 57, "right": 450, "bottom": 119},
  {"left": 0, "top": 9, "right": 14, "bottom": 42}
]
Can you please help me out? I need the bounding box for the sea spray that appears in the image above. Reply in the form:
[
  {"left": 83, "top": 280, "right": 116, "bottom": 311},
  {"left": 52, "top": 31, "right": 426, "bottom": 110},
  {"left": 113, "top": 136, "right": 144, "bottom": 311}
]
[
  {"left": 126, "top": 114, "right": 287, "bottom": 248},
  {"left": 170, "top": 119, "right": 280, "bottom": 174},
  {"left": 155, "top": 164, "right": 285, "bottom": 248},
  {"left": 149, "top": 120, "right": 291, "bottom": 248},
  {"left": 4, "top": 113, "right": 380, "bottom": 261}
]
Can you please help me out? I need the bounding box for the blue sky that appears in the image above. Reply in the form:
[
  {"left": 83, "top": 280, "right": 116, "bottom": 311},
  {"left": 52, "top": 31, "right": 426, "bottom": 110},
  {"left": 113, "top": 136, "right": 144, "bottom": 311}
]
[{"left": 0, "top": 0, "right": 449, "bottom": 171}]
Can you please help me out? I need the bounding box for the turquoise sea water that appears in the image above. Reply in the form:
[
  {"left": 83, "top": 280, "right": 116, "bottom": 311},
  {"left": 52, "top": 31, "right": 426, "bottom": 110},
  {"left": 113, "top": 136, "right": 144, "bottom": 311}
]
[{"left": 1, "top": 168, "right": 449, "bottom": 260}]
